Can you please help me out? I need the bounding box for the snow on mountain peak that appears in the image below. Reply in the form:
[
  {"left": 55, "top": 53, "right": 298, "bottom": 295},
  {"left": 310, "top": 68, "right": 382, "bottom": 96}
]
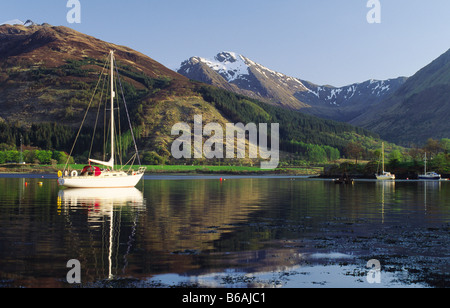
[
  {"left": 181, "top": 51, "right": 309, "bottom": 92},
  {"left": 0, "top": 19, "right": 37, "bottom": 27},
  {"left": 0, "top": 19, "right": 24, "bottom": 26},
  {"left": 199, "top": 51, "right": 250, "bottom": 82}
]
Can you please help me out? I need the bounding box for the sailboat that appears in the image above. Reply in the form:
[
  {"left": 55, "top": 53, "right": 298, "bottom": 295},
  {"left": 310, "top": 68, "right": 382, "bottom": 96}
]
[
  {"left": 418, "top": 153, "right": 441, "bottom": 180},
  {"left": 58, "top": 51, "right": 146, "bottom": 188},
  {"left": 376, "top": 142, "right": 395, "bottom": 180}
]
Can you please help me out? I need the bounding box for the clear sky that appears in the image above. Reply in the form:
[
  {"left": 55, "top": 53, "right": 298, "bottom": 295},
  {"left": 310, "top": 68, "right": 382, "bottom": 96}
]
[{"left": 1, "top": 0, "right": 450, "bottom": 86}]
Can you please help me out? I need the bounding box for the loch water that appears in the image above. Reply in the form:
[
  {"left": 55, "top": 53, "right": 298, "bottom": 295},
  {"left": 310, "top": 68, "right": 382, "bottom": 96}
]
[{"left": 0, "top": 174, "right": 449, "bottom": 288}]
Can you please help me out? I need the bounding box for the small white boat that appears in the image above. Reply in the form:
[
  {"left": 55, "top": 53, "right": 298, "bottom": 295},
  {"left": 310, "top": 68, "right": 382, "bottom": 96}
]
[
  {"left": 58, "top": 168, "right": 146, "bottom": 188},
  {"left": 58, "top": 51, "right": 145, "bottom": 188},
  {"left": 418, "top": 153, "right": 441, "bottom": 180},
  {"left": 419, "top": 172, "right": 441, "bottom": 180},
  {"left": 376, "top": 171, "right": 396, "bottom": 181},
  {"left": 376, "top": 142, "right": 395, "bottom": 180}
]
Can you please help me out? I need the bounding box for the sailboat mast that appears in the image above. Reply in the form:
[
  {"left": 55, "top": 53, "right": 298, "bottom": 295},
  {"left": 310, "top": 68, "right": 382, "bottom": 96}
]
[
  {"left": 110, "top": 50, "right": 115, "bottom": 171},
  {"left": 382, "top": 142, "right": 385, "bottom": 172},
  {"left": 424, "top": 152, "right": 427, "bottom": 174}
]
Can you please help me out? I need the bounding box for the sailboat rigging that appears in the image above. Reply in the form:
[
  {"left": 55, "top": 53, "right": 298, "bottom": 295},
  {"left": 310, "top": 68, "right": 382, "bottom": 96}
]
[
  {"left": 418, "top": 152, "right": 441, "bottom": 180},
  {"left": 58, "top": 50, "right": 146, "bottom": 188},
  {"left": 376, "top": 142, "right": 395, "bottom": 180}
]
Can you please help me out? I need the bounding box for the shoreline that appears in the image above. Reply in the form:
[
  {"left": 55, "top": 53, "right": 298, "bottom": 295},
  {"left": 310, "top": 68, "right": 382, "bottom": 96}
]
[
  {"left": 0, "top": 164, "right": 322, "bottom": 177},
  {"left": 1, "top": 164, "right": 448, "bottom": 180}
]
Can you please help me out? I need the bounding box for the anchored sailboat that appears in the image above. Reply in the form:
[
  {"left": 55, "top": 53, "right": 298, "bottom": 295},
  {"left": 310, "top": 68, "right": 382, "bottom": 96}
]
[
  {"left": 376, "top": 142, "right": 395, "bottom": 180},
  {"left": 58, "top": 51, "right": 145, "bottom": 188},
  {"left": 418, "top": 153, "right": 441, "bottom": 180}
]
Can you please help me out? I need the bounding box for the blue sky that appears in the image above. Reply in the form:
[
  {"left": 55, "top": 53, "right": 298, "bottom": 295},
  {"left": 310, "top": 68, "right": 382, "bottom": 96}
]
[{"left": 1, "top": 0, "right": 450, "bottom": 86}]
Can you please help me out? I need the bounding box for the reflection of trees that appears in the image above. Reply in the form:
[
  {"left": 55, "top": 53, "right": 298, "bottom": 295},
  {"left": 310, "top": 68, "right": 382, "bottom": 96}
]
[
  {"left": 139, "top": 179, "right": 268, "bottom": 253},
  {"left": 374, "top": 181, "right": 449, "bottom": 224},
  {"left": 3, "top": 177, "right": 450, "bottom": 286},
  {"left": 134, "top": 179, "right": 389, "bottom": 277}
]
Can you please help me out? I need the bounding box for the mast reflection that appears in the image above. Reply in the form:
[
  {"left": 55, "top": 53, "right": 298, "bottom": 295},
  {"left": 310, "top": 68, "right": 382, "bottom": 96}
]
[{"left": 58, "top": 188, "right": 145, "bottom": 280}]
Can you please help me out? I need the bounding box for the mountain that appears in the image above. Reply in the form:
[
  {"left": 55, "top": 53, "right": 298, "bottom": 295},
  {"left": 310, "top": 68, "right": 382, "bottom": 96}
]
[
  {"left": 0, "top": 23, "right": 204, "bottom": 159},
  {"left": 0, "top": 23, "right": 185, "bottom": 125},
  {"left": 351, "top": 48, "right": 450, "bottom": 145},
  {"left": 295, "top": 77, "right": 407, "bottom": 122},
  {"left": 178, "top": 51, "right": 309, "bottom": 109},
  {"left": 0, "top": 24, "right": 382, "bottom": 164},
  {"left": 178, "top": 52, "right": 406, "bottom": 121},
  {"left": 0, "top": 19, "right": 37, "bottom": 27}
]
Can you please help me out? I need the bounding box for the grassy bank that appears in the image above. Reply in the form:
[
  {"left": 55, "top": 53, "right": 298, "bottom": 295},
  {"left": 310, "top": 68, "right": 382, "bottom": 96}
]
[
  {"left": 0, "top": 163, "right": 322, "bottom": 176},
  {"left": 137, "top": 165, "right": 321, "bottom": 175}
]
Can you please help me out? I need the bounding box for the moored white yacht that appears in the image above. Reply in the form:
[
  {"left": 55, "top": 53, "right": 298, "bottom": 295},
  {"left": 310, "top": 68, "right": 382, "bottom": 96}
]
[
  {"left": 58, "top": 51, "right": 145, "bottom": 188},
  {"left": 418, "top": 153, "right": 441, "bottom": 180},
  {"left": 376, "top": 142, "right": 395, "bottom": 180},
  {"left": 376, "top": 171, "right": 396, "bottom": 181}
]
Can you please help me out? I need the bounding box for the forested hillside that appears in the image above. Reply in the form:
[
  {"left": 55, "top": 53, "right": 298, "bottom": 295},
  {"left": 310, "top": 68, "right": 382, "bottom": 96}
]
[{"left": 0, "top": 24, "right": 390, "bottom": 166}]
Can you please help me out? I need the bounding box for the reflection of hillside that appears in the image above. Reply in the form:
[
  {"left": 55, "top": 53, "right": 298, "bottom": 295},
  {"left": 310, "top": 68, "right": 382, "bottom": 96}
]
[
  {"left": 141, "top": 179, "right": 267, "bottom": 253},
  {"left": 2, "top": 177, "right": 449, "bottom": 287},
  {"left": 135, "top": 179, "right": 378, "bottom": 277}
]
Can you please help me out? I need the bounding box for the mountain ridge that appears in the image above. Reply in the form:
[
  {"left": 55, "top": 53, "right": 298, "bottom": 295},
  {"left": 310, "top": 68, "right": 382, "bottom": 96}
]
[
  {"left": 178, "top": 51, "right": 407, "bottom": 121},
  {"left": 0, "top": 19, "right": 37, "bottom": 27},
  {"left": 351, "top": 48, "right": 450, "bottom": 145},
  {"left": 179, "top": 52, "right": 309, "bottom": 109},
  {"left": 0, "top": 24, "right": 388, "bottom": 164},
  {"left": 178, "top": 50, "right": 450, "bottom": 145},
  {"left": 297, "top": 76, "right": 408, "bottom": 122}
]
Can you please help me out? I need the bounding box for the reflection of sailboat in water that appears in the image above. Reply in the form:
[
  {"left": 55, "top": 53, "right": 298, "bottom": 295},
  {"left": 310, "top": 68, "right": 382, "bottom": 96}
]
[
  {"left": 422, "top": 180, "right": 441, "bottom": 215},
  {"left": 58, "top": 188, "right": 145, "bottom": 279},
  {"left": 376, "top": 181, "right": 395, "bottom": 224}
]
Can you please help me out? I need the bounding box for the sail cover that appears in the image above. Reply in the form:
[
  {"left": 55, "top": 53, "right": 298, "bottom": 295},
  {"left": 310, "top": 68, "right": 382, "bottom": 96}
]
[
  {"left": 89, "top": 158, "right": 114, "bottom": 169},
  {"left": 81, "top": 165, "right": 102, "bottom": 177}
]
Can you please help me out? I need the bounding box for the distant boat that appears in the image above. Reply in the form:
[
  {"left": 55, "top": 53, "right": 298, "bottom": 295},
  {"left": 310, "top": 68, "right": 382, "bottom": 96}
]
[
  {"left": 58, "top": 51, "right": 146, "bottom": 188},
  {"left": 333, "top": 177, "right": 354, "bottom": 185},
  {"left": 333, "top": 172, "right": 354, "bottom": 184},
  {"left": 376, "top": 142, "right": 395, "bottom": 180},
  {"left": 418, "top": 153, "right": 441, "bottom": 180}
]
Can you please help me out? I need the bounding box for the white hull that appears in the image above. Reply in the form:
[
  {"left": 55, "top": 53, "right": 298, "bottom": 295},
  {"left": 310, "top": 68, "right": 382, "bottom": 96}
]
[
  {"left": 419, "top": 174, "right": 441, "bottom": 180},
  {"left": 376, "top": 173, "right": 395, "bottom": 180},
  {"left": 58, "top": 173, "right": 144, "bottom": 188}
]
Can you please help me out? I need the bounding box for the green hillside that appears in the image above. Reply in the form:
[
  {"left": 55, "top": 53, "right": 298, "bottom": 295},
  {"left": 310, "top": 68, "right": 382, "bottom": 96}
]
[
  {"left": 352, "top": 48, "right": 450, "bottom": 145},
  {"left": 0, "top": 24, "right": 387, "bottom": 166}
]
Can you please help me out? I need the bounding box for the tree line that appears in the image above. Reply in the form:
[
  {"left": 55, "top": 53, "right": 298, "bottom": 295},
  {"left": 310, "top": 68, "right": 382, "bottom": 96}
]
[
  {"left": 328, "top": 138, "right": 450, "bottom": 177},
  {"left": 197, "top": 85, "right": 378, "bottom": 148},
  {"left": 196, "top": 85, "right": 379, "bottom": 162},
  {"left": 0, "top": 148, "right": 73, "bottom": 165},
  {"left": 344, "top": 138, "right": 450, "bottom": 164},
  {"left": 0, "top": 122, "right": 75, "bottom": 151}
]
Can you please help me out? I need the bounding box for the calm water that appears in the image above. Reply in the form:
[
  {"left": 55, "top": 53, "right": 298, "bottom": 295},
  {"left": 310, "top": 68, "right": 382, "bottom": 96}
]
[{"left": 0, "top": 174, "right": 449, "bottom": 288}]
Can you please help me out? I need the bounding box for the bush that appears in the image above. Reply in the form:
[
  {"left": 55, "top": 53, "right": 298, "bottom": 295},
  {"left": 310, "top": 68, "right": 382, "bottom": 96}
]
[
  {"left": 142, "top": 151, "right": 165, "bottom": 165},
  {"left": 35, "top": 150, "right": 52, "bottom": 164}
]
